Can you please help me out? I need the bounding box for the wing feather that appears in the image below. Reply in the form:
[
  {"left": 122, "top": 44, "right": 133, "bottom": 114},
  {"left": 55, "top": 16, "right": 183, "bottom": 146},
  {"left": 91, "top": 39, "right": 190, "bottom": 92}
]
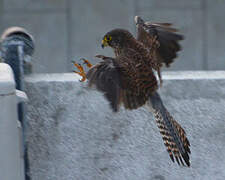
[
  {"left": 86, "top": 55, "right": 150, "bottom": 111},
  {"left": 86, "top": 56, "right": 122, "bottom": 112},
  {"left": 135, "top": 16, "right": 184, "bottom": 67}
]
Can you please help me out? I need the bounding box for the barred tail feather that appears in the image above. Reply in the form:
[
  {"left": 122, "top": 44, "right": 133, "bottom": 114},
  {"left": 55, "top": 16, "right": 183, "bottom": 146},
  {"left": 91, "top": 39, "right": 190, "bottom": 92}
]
[{"left": 147, "top": 92, "right": 191, "bottom": 167}]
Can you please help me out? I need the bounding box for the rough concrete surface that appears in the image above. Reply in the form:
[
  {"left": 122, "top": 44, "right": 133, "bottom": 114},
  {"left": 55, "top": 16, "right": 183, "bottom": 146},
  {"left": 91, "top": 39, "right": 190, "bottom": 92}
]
[{"left": 25, "top": 71, "right": 225, "bottom": 180}]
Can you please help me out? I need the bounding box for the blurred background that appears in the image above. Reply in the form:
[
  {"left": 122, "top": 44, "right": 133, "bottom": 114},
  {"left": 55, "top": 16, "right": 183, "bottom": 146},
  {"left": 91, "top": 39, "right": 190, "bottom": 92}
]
[{"left": 0, "top": 0, "right": 224, "bottom": 73}]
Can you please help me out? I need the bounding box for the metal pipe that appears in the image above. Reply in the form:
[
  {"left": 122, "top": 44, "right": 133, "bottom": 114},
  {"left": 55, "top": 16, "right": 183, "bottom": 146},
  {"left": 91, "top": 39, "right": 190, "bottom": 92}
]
[{"left": 0, "top": 27, "right": 35, "bottom": 180}]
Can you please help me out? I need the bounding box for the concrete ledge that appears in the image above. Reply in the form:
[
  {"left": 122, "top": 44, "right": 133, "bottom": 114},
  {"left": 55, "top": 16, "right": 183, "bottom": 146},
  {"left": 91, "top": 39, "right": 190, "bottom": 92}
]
[
  {"left": 0, "top": 63, "right": 15, "bottom": 95},
  {"left": 25, "top": 71, "right": 225, "bottom": 180}
]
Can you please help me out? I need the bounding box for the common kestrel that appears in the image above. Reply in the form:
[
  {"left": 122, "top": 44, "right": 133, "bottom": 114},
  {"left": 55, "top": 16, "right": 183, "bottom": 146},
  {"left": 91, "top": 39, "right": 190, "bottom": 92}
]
[{"left": 73, "top": 16, "right": 190, "bottom": 166}]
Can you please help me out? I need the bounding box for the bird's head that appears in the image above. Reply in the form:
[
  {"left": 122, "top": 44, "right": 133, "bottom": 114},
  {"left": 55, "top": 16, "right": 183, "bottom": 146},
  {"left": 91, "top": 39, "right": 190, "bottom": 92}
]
[{"left": 101, "top": 29, "right": 133, "bottom": 49}]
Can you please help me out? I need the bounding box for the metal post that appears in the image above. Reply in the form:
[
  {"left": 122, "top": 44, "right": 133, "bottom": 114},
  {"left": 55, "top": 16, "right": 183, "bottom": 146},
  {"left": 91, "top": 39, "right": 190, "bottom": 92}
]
[{"left": 0, "top": 27, "right": 35, "bottom": 180}]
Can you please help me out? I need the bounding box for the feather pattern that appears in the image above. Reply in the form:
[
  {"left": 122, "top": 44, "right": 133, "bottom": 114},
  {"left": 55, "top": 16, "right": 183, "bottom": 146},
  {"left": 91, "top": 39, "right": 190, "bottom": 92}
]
[
  {"left": 135, "top": 16, "right": 184, "bottom": 68},
  {"left": 87, "top": 55, "right": 157, "bottom": 111},
  {"left": 85, "top": 19, "right": 190, "bottom": 166},
  {"left": 86, "top": 56, "right": 122, "bottom": 112},
  {"left": 147, "top": 92, "right": 190, "bottom": 166}
]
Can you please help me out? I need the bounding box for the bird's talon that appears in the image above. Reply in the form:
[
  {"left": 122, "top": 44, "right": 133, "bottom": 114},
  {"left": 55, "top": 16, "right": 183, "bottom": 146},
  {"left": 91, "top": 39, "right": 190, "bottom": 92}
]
[
  {"left": 72, "top": 61, "right": 86, "bottom": 82},
  {"left": 80, "top": 58, "right": 92, "bottom": 68},
  {"left": 79, "top": 77, "right": 86, "bottom": 82}
]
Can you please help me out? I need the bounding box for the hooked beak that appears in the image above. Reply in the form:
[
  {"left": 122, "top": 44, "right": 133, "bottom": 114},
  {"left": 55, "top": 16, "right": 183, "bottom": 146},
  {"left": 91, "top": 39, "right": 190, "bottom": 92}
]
[{"left": 101, "top": 39, "right": 108, "bottom": 49}]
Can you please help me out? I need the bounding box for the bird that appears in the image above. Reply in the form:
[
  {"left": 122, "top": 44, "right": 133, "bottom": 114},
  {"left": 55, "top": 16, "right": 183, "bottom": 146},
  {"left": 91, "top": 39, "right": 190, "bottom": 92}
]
[{"left": 73, "top": 16, "right": 191, "bottom": 167}]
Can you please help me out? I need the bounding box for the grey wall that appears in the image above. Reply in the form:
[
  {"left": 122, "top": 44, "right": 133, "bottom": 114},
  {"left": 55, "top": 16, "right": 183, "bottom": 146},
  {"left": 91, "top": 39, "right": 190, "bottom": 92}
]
[
  {"left": 24, "top": 71, "right": 225, "bottom": 180},
  {"left": 1, "top": 0, "right": 224, "bottom": 72}
]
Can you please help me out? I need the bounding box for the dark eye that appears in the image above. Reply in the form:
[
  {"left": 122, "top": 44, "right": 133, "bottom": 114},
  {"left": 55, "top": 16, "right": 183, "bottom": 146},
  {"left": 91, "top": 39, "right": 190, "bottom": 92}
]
[{"left": 105, "top": 36, "right": 112, "bottom": 41}]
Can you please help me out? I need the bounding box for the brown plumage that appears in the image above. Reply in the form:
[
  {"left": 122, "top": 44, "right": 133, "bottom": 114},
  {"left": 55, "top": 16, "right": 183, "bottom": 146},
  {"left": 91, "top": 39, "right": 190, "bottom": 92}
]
[
  {"left": 84, "top": 16, "right": 190, "bottom": 166},
  {"left": 147, "top": 92, "right": 190, "bottom": 166}
]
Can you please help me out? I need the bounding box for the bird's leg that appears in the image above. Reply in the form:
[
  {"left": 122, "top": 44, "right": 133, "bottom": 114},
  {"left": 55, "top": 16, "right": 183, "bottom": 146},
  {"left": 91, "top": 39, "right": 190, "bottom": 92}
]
[
  {"left": 81, "top": 58, "right": 93, "bottom": 68},
  {"left": 157, "top": 68, "right": 163, "bottom": 87},
  {"left": 72, "top": 61, "right": 86, "bottom": 82}
]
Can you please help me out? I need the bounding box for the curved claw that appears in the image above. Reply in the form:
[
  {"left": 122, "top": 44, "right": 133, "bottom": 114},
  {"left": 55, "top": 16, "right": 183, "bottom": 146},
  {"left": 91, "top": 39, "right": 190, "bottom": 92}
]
[
  {"left": 80, "top": 58, "right": 92, "bottom": 68},
  {"left": 79, "top": 76, "right": 86, "bottom": 82},
  {"left": 71, "top": 60, "right": 76, "bottom": 65},
  {"left": 72, "top": 61, "right": 86, "bottom": 82},
  {"left": 80, "top": 58, "right": 86, "bottom": 62}
]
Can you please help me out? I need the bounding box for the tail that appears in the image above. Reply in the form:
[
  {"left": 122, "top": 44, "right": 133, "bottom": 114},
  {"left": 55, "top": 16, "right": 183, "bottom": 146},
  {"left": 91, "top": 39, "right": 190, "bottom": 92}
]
[{"left": 147, "top": 92, "right": 191, "bottom": 166}]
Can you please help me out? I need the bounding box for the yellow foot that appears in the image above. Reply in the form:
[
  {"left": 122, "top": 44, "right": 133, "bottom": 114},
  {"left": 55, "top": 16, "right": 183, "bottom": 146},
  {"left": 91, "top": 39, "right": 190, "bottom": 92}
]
[
  {"left": 72, "top": 61, "right": 86, "bottom": 82},
  {"left": 80, "top": 58, "right": 93, "bottom": 68}
]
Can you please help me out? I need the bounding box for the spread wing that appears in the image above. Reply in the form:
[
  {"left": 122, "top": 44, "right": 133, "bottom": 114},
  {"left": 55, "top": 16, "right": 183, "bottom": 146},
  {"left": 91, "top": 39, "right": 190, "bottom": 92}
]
[
  {"left": 86, "top": 55, "right": 123, "bottom": 112},
  {"left": 86, "top": 55, "right": 152, "bottom": 112},
  {"left": 135, "top": 16, "right": 184, "bottom": 67}
]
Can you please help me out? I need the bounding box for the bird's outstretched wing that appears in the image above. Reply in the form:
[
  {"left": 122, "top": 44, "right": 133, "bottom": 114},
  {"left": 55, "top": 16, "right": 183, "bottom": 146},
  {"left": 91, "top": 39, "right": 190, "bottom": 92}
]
[
  {"left": 87, "top": 55, "right": 152, "bottom": 111},
  {"left": 135, "top": 16, "right": 184, "bottom": 67},
  {"left": 86, "top": 55, "right": 123, "bottom": 112}
]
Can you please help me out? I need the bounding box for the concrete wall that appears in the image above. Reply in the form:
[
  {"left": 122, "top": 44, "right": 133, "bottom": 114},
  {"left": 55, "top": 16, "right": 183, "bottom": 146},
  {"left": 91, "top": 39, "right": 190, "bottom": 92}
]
[
  {"left": 24, "top": 71, "right": 225, "bottom": 180},
  {"left": 0, "top": 0, "right": 224, "bottom": 73}
]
